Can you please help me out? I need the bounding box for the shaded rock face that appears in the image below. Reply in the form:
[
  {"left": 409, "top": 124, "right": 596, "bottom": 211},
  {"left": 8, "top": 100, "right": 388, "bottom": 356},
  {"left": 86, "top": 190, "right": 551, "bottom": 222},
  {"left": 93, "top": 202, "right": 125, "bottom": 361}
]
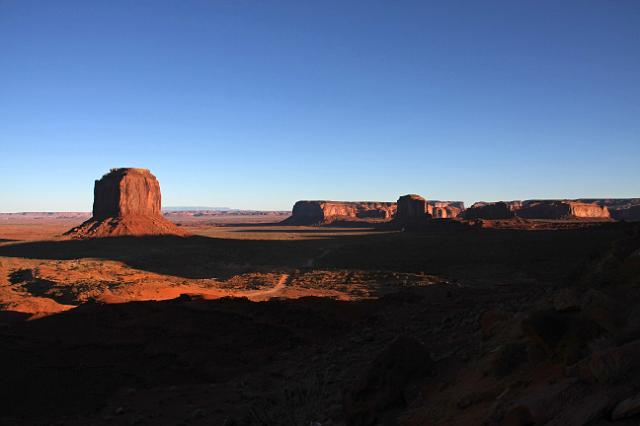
[
  {"left": 462, "top": 200, "right": 612, "bottom": 220},
  {"left": 66, "top": 168, "right": 189, "bottom": 238},
  {"left": 517, "top": 201, "right": 610, "bottom": 220},
  {"left": 283, "top": 201, "right": 397, "bottom": 225},
  {"left": 461, "top": 202, "right": 515, "bottom": 220},
  {"left": 396, "top": 194, "right": 428, "bottom": 222},
  {"left": 93, "top": 168, "right": 162, "bottom": 219},
  {"left": 283, "top": 198, "right": 465, "bottom": 225},
  {"left": 609, "top": 205, "right": 640, "bottom": 222}
]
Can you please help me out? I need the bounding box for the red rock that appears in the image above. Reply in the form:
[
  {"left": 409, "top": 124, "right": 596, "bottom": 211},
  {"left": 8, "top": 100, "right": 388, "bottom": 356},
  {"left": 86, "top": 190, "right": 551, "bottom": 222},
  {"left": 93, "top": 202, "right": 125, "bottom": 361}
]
[
  {"left": 577, "top": 198, "right": 640, "bottom": 221},
  {"left": 517, "top": 200, "right": 610, "bottom": 219},
  {"left": 92, "top": 168, "right": 162, "bottom": 219},
  {"left": 66, "top": 168, "right": 189, "bottom": 238},
  {"left": 610, "top": 204, "right": 640, "bottom": 222},
  {"left": 461, "top": 202, "right": 515, "bottom": 220},
  {"left": 282, "top": 200, "right": 396, "bottom": 225},
  {"left": 396, "top": 194, "right": 429, "bottom": 223},
  {"left": 282, "top": 198, "right": 465, "bottom": 225}
]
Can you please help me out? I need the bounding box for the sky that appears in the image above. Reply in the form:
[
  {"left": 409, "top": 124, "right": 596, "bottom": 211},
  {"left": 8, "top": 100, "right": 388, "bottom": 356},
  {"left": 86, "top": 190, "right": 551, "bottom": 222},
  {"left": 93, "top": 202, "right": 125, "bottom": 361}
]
[{"left": 1, "top": 0, "right": 639, "bottom": 212}]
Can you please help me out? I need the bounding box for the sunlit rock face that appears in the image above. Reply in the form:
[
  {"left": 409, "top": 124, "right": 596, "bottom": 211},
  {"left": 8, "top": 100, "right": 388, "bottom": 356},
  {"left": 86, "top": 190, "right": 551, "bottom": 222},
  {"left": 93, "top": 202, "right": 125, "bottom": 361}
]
[
  {"left": 462, "top": 199, "right": 612, "bottom": 220},
  {"left": 92, "top": 168, "right": 162, "bottom": 219},
  {"left": 66, "top": 168, "right": 189, "bottom": 238},
  {"left": 427, "top": 201, "right": 465, "bottom": 219},
  {"left": 283, "top": 200, "right": 397, "bottom": 225},
  {"left": 577, "top": 199, "right": 640, "bottom": 221},
  {"left": 517, "top": 200, "right": 610, "bottom": 219}
]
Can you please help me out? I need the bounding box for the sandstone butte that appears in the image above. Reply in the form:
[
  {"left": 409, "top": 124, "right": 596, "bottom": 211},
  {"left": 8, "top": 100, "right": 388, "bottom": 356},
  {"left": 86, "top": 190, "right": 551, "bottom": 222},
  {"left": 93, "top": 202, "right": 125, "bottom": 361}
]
[
  {"left": 462, "top": 200, "right": 612, "bottom": 220},
  {"left": 517, "top": 200, "right": 610, "bottom": 219},
  {"left": 282, "top": 197, "right": 465, "bottom": 225},
  {"left": 282, "top": 201, "right": 397, "bottom": 225},
  {"left": 65, "top": 168, "right": 190, "bottom": 238},
  {"left": 396, "top": 194, "right": 430, "bottom": 223},
  {"left": 461, "top": 202, "right": 516, "bottom": 220}
]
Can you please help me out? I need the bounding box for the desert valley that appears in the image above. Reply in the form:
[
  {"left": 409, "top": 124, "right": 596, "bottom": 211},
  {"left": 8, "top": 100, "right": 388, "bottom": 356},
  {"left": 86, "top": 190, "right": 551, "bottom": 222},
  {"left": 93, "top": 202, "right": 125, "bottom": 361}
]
[
  {"left": 0, "top": 168, "right": 639, "bottom": 425},
  {"left": 3, "top": 2, "right": 640, "bottom": 424}
]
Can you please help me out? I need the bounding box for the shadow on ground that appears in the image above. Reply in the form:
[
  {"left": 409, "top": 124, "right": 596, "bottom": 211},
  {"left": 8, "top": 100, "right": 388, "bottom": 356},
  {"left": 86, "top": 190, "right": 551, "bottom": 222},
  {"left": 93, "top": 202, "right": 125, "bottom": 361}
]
[{"left": 0, "top": 223, "right": 630, "bottom": 282}]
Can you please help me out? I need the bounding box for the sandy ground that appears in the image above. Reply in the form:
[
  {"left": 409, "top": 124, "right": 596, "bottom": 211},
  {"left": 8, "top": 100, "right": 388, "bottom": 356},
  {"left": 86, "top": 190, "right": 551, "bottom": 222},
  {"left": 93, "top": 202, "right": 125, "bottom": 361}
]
[
  {"left": 0, "top": 215, "right": 433, "bottom": 319},
  {"left": 0, "top": 214, "right": 637, "bottom": 425}
]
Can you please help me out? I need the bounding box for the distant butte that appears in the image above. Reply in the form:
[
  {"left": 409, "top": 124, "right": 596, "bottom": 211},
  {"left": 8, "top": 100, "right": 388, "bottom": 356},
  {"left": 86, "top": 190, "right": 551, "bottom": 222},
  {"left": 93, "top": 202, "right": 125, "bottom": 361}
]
[{"left": 65, "top": 168, "right": 189, "bottom": 238}]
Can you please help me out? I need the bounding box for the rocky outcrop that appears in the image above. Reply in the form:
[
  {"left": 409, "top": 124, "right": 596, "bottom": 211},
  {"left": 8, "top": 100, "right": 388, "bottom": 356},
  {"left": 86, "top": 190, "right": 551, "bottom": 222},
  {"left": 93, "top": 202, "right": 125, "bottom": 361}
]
[
  {"left": 461, "top": 202, "right": 515, "bottom": 220},
  {"left": 396, "top": 194, "right": 428, "bottom": 222},
  {"left": 283, "top": 197, "right": 465, "bottom": 225},
  {"left": 576, "top": 199, "right": 640, "bottom": 222},
  {"left": 428, "top": 202, "right": 464, "bottom": 219},
  {"left": 92, "top": 168, "right": 161, "bottom": 219},
  {"left": 282, "top": 201, "right": 396, "bottom": 225},
  {"left": 462, "top": 200, "right": 613, "bottom": 220},
  {"left": 66, "top": 168, "right": 189, "bottom": 238},
  {"left": 608, "top": 205, "right": 640, "bottom": 222},
  {"left": 517, "top": 201, "right": 610, "bottom": 220}
]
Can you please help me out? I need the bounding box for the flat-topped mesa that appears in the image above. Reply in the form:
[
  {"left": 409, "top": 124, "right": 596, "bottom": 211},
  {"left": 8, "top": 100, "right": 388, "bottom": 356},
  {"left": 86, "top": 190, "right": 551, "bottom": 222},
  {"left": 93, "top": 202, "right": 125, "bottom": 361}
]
[
  {"left": 65, "top": 168, "right": 189, "bottom": 238},
  {"left": 396, "top": 194, "right": 429, "bottom": 223},
  {"left": 282, "top": 200, "right": 396, "bottom": 225},
  {"left": 461, "top": 202, "right": 515, "bottom": 220},
  {"left": 517, "top": 200, "right": 610, "bottom": 220},
  {"left": 461, "top": 199, "right": 611, "bottom": 220},
  {"left": 93, "top": 168, "right": 161, "bottom": 219}
]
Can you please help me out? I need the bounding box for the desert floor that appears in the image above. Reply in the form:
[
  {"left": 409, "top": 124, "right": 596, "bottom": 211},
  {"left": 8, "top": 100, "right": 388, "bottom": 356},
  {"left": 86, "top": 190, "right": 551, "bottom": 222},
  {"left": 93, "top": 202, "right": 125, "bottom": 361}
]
[{"left": 0, "top": 215, "right": 635, "bottom": 425}]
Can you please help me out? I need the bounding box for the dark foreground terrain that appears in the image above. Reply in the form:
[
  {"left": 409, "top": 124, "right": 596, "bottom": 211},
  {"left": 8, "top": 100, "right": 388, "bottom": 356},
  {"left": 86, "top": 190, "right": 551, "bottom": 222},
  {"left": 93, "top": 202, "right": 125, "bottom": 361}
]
[{"left": 0, "top": 218, "right": 639, "bottom": 425}]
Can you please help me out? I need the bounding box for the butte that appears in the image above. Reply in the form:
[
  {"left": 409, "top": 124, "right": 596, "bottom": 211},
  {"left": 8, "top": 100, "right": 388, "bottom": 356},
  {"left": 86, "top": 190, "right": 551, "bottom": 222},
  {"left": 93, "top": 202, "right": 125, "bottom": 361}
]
[{"left": 65, "top": 168, "right": 189, "bottom": 238}]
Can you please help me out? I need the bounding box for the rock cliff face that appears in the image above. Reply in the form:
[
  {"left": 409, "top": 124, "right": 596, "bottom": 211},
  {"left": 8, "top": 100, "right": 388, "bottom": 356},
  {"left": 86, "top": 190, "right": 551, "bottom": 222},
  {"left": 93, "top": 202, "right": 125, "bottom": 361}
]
[
  {"left": 92, "top": 168, "right": 161, "bottom": 219},
  {"left": 517, "top": 201, "right": 610, "bottom": 220},
  {"left": 462, "top": 199, "right": 613, "bottom": 220},
  {"left": 396, "top": 194, "right": 429, "bottom": 222},
  {"left": 66, "top": 168, "right": 189, "bottom": 238},
  {"left": 427, "top": 201, "right": 464, "bottom": 219},
  {"left": 610, "top": 205, "right": 640, "bottom": 221},
  {"left": 283, "top": 197, "right": 466, "bottom": 225},
  {"left": 282, "top": 201, "right": 397, "bottom": 225},
  {"left": 461, "top": 202, "right": 515, "bottom": 220},
  {"left": 577, "top": 199, "right": 640, "bottom": 221}
]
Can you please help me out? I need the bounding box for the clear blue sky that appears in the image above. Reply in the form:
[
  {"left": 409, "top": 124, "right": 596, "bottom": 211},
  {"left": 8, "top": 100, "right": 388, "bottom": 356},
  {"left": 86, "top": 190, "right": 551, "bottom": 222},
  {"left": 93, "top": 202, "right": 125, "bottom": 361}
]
[{"left": 1, "top": 0, "right": 639, "bottom": 212}]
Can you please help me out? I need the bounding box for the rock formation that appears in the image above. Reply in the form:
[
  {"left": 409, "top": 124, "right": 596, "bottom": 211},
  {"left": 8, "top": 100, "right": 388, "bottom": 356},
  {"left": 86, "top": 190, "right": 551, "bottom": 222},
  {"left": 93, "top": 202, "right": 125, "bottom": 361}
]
[
  {"left": 283, "top": 197, "right": 466, "bottom": 225},
  {"left": 462, "top": 199, "right": 613, "bottom": 220},
  {"left": 517, "top": 200, "right": 610, "bottom": 220},
  {"left": 396, "top": 194, "right": 429, "bottom": 223},
  {"left": 428, "top": 201, "right": 464, "bottom": 219},
  {"left": 577, "top": 199, "right": 640, "bottom": 221},
  {"left": 461, "top": 202, "right": 515, "bottom": 220},
  {"left": 610, "top": 205, "right": 640, "bottom": 222},
  {"left": 65, "top": 168, "right": 189, "bottom": 238},
  {"left": 282, "top": 201, "right": 397, "bottom": 225}
]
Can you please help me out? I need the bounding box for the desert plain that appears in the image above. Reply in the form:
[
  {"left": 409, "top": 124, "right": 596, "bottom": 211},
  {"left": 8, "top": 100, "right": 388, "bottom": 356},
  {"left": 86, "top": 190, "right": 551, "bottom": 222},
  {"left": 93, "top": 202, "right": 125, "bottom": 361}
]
[{"left": 1, "top": 202, "right": 639, "bottom": 425}]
